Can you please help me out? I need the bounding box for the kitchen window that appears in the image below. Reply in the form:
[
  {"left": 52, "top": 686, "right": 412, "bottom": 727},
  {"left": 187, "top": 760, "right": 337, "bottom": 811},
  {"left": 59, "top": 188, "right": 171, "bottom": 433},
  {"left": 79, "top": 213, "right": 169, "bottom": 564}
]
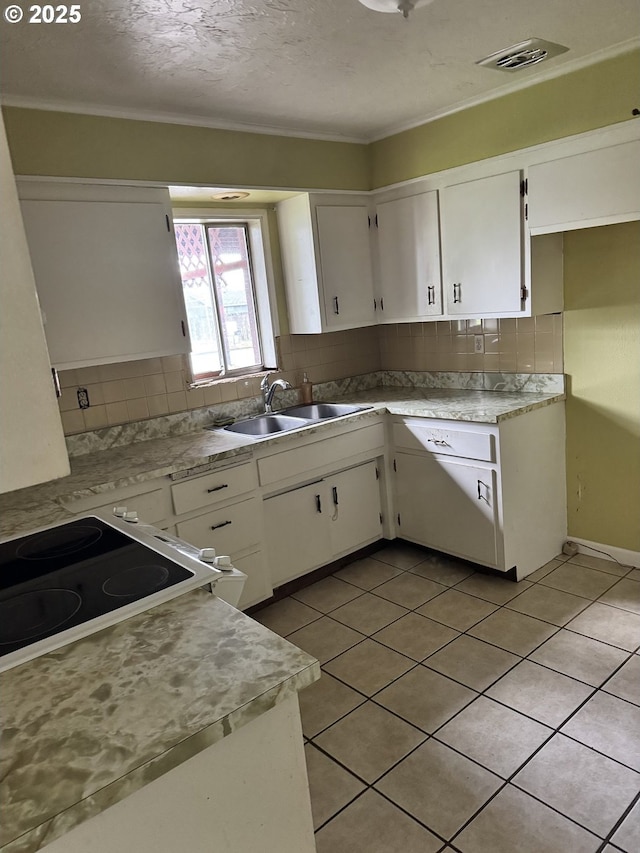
[{"left": 173, "top": 215, "right": 277, "bottom": 380}]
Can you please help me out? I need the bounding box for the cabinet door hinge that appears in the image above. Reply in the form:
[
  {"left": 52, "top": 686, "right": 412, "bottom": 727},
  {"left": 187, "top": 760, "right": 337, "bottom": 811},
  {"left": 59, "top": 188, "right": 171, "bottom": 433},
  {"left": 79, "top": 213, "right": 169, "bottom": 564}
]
[
  {"left": 520, "top": 178, "right": 528, "bottom": 197},
  {"left": 165, "top": 214, "right": 171, "bottom": 232},
  {"left": 393, "top": 458, "right": 397, "bottom": 472}
]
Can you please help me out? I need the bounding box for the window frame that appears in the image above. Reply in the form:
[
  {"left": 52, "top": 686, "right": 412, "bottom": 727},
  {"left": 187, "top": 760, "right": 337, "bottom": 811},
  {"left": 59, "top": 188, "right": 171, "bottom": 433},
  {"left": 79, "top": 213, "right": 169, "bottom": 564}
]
[{"left": 173, "top": 208, "right": 280, "bottom": 384}]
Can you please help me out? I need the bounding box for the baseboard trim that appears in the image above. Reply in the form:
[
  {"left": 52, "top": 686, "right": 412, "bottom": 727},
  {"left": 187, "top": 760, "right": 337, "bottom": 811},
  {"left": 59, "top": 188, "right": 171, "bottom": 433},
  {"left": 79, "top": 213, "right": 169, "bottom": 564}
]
[{"left": 568, "top": 537, "right": 640, "bottom": 569}]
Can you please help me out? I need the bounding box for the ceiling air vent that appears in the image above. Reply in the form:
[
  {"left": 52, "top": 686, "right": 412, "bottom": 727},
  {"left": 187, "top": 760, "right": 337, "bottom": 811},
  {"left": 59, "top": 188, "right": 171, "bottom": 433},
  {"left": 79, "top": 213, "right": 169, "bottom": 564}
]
[{"left": 476, "top": 38, "right": 569, "bottom": 72}]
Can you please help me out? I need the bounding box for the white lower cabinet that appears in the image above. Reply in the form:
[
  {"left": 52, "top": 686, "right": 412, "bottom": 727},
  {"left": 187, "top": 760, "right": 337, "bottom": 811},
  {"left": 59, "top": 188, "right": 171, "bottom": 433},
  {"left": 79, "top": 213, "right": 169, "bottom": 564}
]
[
  {"left": 264, "top": 461, "right": 382, "bottom": 588},
  {"left": 392, "top": 406, "right": 567, "bottom": 579}
]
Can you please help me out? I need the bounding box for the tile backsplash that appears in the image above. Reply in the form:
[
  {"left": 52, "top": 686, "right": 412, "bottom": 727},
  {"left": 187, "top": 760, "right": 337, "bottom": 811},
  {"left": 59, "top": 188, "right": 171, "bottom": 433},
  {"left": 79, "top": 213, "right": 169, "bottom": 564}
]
[{"left": 57, "top": 317, "right": 562, "bottom": 435}]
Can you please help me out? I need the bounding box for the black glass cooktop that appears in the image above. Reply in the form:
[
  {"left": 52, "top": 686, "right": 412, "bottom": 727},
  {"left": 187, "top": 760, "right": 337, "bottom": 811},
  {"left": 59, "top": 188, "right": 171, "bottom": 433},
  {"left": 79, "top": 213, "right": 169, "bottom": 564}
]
[{"left": 0, "top": 517, "right": 192, "bottom": 657}]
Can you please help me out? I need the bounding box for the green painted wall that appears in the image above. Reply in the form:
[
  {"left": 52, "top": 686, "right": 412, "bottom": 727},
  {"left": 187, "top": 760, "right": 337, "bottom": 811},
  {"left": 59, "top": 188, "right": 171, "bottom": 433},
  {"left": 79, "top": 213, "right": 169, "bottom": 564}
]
[
  {"left": 1, "top": 108, "right": 370, "bottom": 191},
  {"left": 564, "top": 222, "right": 640, "bottom": 552},
  {"left": 370, "top": 49, "right": 640, "bottom": 188}
]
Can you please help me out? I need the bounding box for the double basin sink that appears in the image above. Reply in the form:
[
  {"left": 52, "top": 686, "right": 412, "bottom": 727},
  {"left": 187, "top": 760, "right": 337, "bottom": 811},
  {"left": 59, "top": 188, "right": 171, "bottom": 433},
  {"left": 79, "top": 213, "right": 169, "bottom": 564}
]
[{"left": 220, "top": 402, "right": 371, "bottom": 437}]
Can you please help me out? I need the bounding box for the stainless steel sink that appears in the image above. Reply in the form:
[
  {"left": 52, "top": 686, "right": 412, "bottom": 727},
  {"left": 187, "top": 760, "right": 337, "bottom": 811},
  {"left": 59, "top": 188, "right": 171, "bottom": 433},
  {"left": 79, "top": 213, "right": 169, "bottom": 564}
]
[
  {"left": 284, "top": 402, "right": 371, "bottom": 420},
  {"left": 223, "top": 413, "right": 312, "bottom": 436}
]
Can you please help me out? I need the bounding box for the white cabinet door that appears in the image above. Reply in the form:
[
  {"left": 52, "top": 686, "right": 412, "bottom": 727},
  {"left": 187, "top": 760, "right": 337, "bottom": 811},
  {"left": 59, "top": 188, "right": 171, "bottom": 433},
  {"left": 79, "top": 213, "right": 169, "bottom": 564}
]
[
  {"left": 376, "top": 192, "right": 442, "bottom": 321},
  {"left": 0, "top": 116, "right": 70, "bottom": 493},
  {"left": 327, "top": 462, "right": 382, "bottom": 556},
  {"left": 315, "top": 205, "right": 376, "bottom": 330},
  {"left": 19, "top": 184, "right": 190, "bottom": 369},
  {"left": 263, "top": 482, "right": 332, "bottom": 587},
  {"left": 441, "top": 170, "right": 523, "bottom": 315},
  {"left": 528, "top": 140, "right": 640, "bottom": 233},
  {"left": 395, "top": 452, "right": 498, "bottom": 566}
]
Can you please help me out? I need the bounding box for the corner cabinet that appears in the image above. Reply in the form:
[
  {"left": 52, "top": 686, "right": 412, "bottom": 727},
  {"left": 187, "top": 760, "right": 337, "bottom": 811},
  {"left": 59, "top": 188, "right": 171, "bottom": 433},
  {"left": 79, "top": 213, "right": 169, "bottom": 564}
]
[
  {"left": 374, "top": 191, "right": 443, "bottom": 322},
  {"left": 391, "top": 405, "right": 567, "bottom": 580},
  {"left": 437, "top": 170, "right": 563, "bottom": 319},
  {"left": 17, "top": 182, "right": 191, "bottom": 370},
  {"left": 276, "top": 193, "right": 376, "bottom": 333}
]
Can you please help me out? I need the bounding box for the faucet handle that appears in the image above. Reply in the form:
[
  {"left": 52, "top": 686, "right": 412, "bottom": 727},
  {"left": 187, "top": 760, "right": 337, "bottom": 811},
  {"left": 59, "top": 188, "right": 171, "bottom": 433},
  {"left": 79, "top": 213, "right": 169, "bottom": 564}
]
[{"left": 260, "top": 372, "right": 272, "bottom": 391}]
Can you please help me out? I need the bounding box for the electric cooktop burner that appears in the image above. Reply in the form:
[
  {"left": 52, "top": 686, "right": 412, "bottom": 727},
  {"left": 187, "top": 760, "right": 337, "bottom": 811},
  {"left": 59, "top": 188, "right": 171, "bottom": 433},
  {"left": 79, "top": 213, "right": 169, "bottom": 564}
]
[{"left": 0, "top": 517, "right": 193, "bottom": 658}]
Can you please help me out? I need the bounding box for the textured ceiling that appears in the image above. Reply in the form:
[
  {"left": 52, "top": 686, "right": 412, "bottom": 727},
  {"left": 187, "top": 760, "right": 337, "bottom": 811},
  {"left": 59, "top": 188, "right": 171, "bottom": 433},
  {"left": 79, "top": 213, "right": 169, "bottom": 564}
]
[{"left": 1, "top": 0, "right": 639, "bottom": 141}]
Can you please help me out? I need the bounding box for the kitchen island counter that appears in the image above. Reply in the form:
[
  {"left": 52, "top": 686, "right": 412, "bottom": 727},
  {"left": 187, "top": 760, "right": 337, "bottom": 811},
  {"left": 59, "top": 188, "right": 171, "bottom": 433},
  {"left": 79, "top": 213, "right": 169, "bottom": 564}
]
[{"left": 0, "top": 588, "right": 319, "bottom": 853}]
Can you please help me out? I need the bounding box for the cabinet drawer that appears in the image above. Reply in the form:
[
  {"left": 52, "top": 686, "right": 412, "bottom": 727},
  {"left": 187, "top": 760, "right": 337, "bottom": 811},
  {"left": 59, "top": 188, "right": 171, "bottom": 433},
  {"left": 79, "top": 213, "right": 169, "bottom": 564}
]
[
  {"left": 258, "top": 423, "right": 384, "bottom": 486},
  {"left": 171, "top": 463, "right": 257, "bottom": 516},
  {"left": 176, "top": 497, "right": 262, "bottom": 556},
  {"left": 393, "top": 421, "right": 495, "bottom": 462}
]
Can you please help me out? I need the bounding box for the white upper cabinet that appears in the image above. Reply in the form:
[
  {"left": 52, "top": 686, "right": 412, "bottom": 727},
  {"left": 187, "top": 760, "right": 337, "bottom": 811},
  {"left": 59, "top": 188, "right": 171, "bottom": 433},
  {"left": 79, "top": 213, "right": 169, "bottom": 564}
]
[
  {"left": 375, "top": 191, "right": 442, "bottom": 322},
  {"left": 0, "top": 114, "right": 70, "bottom": 493},
  {"left": 277, "top": 194, "right": 376, "bottom": 334},
  {"left": 528, "top": 139, "right": 640, "bottom": 233},
  {"left": 440, "top": 170, "right": 524, "bottom": 316},
  {"left": 18, "top": 182, "right": 190, "bottom": 370}
]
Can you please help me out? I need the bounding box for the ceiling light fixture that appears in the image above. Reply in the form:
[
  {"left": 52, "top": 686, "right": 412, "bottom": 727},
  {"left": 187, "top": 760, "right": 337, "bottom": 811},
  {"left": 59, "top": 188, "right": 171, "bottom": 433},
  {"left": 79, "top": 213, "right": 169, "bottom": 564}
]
[
  {"left": 211, "top": 191, "right": 250, "bottom": 201},
  {"left": 358, "top": 0, "right": 435, "bottom": 19}
]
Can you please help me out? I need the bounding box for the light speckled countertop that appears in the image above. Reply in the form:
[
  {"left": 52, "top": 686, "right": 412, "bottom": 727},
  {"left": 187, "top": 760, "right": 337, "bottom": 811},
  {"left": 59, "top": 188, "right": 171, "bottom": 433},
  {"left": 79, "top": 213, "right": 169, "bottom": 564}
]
[
  {"left": 0, "top": 590, "right": 319, "bottom": 853},
  {"left": 0, "top": 380, "right": 564, "bottom": 851}
]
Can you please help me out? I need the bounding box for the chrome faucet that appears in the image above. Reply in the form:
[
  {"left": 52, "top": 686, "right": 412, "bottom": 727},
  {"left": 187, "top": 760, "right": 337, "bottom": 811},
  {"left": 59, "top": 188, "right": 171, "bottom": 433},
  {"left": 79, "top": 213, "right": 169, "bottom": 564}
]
[{"left": 260, "top": 373, "right": 292, "bottom": 413}]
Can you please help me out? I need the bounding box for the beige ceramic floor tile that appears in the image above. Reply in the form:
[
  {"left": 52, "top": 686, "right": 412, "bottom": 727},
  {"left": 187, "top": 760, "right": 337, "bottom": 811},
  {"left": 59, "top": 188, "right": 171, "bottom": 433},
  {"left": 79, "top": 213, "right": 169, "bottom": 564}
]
[
  {"left": 528, "top": 629, "right": 629, "bottom": 687},
  {"left": 567, "top": 553, "right": 630, "bottom": 576},
  {"left": 599, "top": 577, "right": 640, "bottom": 615},
  {"left": 525, "top": 558, "right": 564, "bottom": 582},
  {"left": 292, "top": 575, "right": 363, "bottom": 613},
  {"left": 375, "top": 665, "right": 477, "bottom": 733},
  {"left": 330, "top": 592, "right": 408, "bottom": 635},
  {"left": 286, "top": 615, "right": 364, "bottom": 664},
  {"left": 408, "top": 554, "right": 476, "bottom": 586},
  {"left": 468, "top": 608, "right": 558, "bottom": 656},
  {"left": 539, "top": 563, "right": 619, "bottom": 599},
  {"left": 486, "top": 660, "right": 594, "bottom": 727},
  {"left": 298, "top": 672, "right": 366, "bottom": 737},
  {"left": 454, "top": 784, "right": 601, "bottom": 853},
  {"left": 561, "top": 691, "right": 640, "bottom": 771},
  {"left": 315, "top": 789, "right": 443, "bottom": 853},
  {"left": 304, "top": 743, "right": 366, "bottom": 829},
  {"left": 602, "top": 655, "right": 640, "bottom": 705},
  {"left": 566, "top": 602, "right": 640, "bottom": 651},
  {"left": 513, "top": 733, "right": 640, "bottom": 838},
  {"left": 455, "top": 574, "right": 532, "bottom": 605},
  {"left": 436, "top": 695, "right": 552, "bottom": 778},
  {"left": 505, "top": 583, "right": 591, "bottom": 626},
  {"left": 373, "top": 543, "right": 428, "bottom": 570},
  {"left": 611, "top": 798, "right": 640, "bottom": 853},
  {"left": 424, "top": 634, "right": 520, "bottom": 691},
  {"left": 416, "top": 588, "right": 498, "bottom": 631},
  {"left": 334, "top": 558, "right": 402, "bottom": 591},
  {"left": 253, "top": 596, "right": 321, "bottom": 636},
  {"left": 373, "top": 612, "right": 459, "bottom": 662},
  {"left": 314, "top": 701, "right": 426, "bottom": 784},
  {"left": 323, "top": 638, "right": 414, "bottom": 696},
  {"left": 372, "top": 573, "right": 447, "bottom": 609},
  {"left": 376, "top": 739, "right": 502, "bottom": 840}
]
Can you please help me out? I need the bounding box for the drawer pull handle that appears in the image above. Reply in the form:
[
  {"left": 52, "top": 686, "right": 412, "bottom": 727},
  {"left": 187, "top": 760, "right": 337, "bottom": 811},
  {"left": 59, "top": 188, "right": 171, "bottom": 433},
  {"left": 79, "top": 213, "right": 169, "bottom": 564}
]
[
  {"left": 453, "top": 283, "right": 461, "bottom": 304},
  {"left": 428, "top": 439, "right": 450, "bottom": 447},
  {"left": 332, "top": 486, "right": 339, "bottom": 506},
  {"left": 315, "top": 494, "right": 322, "bottom": 513},
  {"left": 333, "top": 296, "right": 340, "bottom": 315},
  {"left": 207, "top": 484, "right": 229, "bottom": 493},
  {"left": 427, "top": 285, "right": 435, "bottom": 306},
  {"left": 210, "top": 520, "right": 232, "bottom": 530}
]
